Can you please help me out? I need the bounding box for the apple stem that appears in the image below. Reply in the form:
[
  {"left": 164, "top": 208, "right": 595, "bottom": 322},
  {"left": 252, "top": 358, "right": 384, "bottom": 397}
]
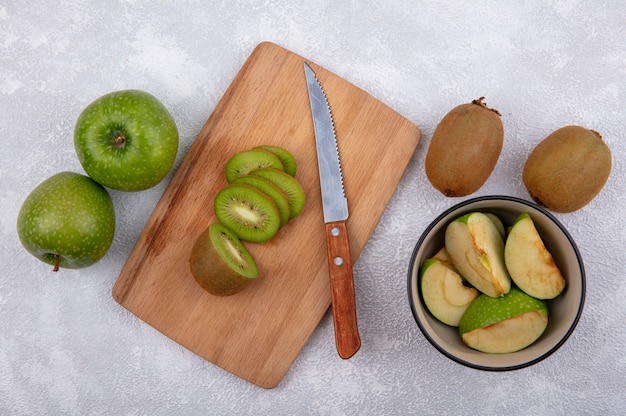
[
  {"left": 113, "top": 131, "right": 126, "bottom": 148},
  {"left": 53, "top": 255, "right": 60, "bottom": 272}
]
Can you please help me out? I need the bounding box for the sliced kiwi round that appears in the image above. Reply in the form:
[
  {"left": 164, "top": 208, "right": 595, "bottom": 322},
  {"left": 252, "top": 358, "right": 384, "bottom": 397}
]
[
  {"left": 233, "top": 175, "right": 291, "bottom": 228},
  {"left": 189, "top": 223, "right": 258, "bottom": 296},
  {"left": 249, "top": 168, "right": 306, "bottom": 219},
  {"left": 214, "top": 184, "right": 281, "bottom": 242},
  {"left": 255, "top": 145, "right": 297, "bottom": 177},
  {"left": 225, "top": 148, "right": 285, "bottom": 183}
]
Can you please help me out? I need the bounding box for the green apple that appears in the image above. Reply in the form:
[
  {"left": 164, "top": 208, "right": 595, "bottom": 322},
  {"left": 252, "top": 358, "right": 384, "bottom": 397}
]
[
  {"left": 504, "top": 213, "right": 566, "bottom": 299},
  {"left": 17, "top": 172, "right": 115, "bottom": 271},
  {"left": 459, "top": 287, "right": 548, "bottom": 353},
  {"left": 421, "top": 258, "right": 479, "bottom": 327},
  {"left": 485, "top": 213, "right": 506, "bottom": 239},
  {"left": 74, "top": 89, "right": 179, "bottom": 191},
  {"left": 445, "top": 212, "right": 511, "bottom": 298},
  {"left": 430, "top": 246, "right": 459, "bottom": 273}
]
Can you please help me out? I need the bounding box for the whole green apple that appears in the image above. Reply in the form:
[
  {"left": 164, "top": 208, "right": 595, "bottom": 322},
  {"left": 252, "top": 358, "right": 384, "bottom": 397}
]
[
  {"left": 74, "top": 89, "right": 179, "bottom": 191},
  {"left": 17, "top": 172, "right": 116, "bottom": 271}
]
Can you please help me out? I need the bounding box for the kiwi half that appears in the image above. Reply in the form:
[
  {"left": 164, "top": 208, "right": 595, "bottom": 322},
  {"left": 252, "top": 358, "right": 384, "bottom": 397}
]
[
  {"left": 214, "top": 183, "right": 281, "bottom": 242},
  {"left": 189, "top": 223, "right": 258, "bottom": 296},
  {"left": 225, "top": 148, "right": 285, "bottom": 183},
  {"left": 233, "top": 175, "right": 291, "bottom": 228},
  {"left": 249, "top": 167, "right": 306, "bottom": 219},
  {"left": 256, "top": 145, "right": 297, "bottom": 177}
]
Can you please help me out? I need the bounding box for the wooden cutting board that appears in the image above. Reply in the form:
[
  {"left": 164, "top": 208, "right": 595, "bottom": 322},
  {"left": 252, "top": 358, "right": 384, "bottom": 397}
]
[{"left": 112, "top": 41, "right": 421, "bottom": 388}]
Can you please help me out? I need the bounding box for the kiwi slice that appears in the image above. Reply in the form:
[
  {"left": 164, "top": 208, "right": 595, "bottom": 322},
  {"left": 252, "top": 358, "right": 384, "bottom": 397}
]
[
  {"left": 233, "top": 175, "right": 291, "bottom": 228},
  {"left": 249, "top": 168, "right": 306, "bottom": 219},
  {"left": 255, "top": 145, "right": 297, "bottom": 177},
  {"left": 214, "top": 184, "right": 281, "bottom": 242},
  {"left": 189, "top": 223, "right": 258, "bottom": 296},
  {"left": 225, "top": 148, "right": 285, "bottom": 183}
]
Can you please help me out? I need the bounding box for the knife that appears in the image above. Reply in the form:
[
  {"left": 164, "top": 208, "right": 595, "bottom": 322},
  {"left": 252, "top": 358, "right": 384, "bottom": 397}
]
[{"left": 303, "top": 62, "right": 361, "bottom": 359}]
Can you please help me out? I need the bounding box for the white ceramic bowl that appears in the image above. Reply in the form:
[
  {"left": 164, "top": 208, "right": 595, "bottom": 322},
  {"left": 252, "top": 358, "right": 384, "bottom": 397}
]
[{"left": 407, "top": 195, "right": 585, "bottom": 370}]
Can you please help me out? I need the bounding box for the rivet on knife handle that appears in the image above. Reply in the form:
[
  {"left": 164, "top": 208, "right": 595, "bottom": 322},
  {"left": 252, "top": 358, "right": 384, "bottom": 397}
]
[{"left": 325, "top": 221, "right": 361, "bottom": 359}]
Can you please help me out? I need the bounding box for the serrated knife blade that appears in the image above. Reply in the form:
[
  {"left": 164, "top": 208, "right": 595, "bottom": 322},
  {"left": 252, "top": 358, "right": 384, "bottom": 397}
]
[{"left": 303, "top": 62, "right": 360, "bottom": 359}]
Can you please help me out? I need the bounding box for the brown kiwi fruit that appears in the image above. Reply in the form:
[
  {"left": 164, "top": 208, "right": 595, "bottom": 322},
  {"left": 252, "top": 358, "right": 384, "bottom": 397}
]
[
  {"left": 233, "top": 175, "right": 291, "bottom": 227},
  {"left": 255, "top": 145, "right": 297, "bottom": 177},
  {"left": 189, "top": 223, "right": 258, "bottom": 296},
  {"left": 523, "top": 125, "right": 612, "bottom": 213},
  {"left": 249, "top": 167, "right": 306, "bottom": 219},
  {"left": 425, "top": 97, "right": 504, "bottom": 197},
  {"left": 214, "top": 184, "right": 281, "bottom": 242},
  {"left": 225, "top": 148, "right": 285, "bottom": 183}
]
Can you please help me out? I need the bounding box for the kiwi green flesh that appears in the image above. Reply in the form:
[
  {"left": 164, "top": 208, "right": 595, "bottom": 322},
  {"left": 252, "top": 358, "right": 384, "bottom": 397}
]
[
  {"left": 225, "top": 148, "right": 285, "bottom": 183},
  {"left": 255, "top": 145, "right": 297, "bottom": 177},
  {"left": 214, "top": 183, "right": 281, "bottom": 243},
  {"left": 249, "top": 168, "right": 306, "bottom": 219},
  {"left": 233, "top": 175, "right": 291, "bottom": 227},
  {"left": 189, "top": 223, "right": 258, "bottom": 296}
]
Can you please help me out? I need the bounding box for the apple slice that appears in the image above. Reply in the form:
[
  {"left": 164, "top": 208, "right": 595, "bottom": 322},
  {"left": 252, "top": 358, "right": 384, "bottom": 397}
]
[
  {"left": 421, "top": 259, "right": 479, "bottom": 326},
  {"left": 431, "top": 246, "right": 459, "bottom": 273},
  {"left": 504, "top": 212, "right": 566, "bottom": 299},
  {"left": 485, "top": 213, "right": 506, "bottom": 239},
  {"left": 445, "top": 212, "right": 511, "bottom": 298},
  {"left": 459, "top": 287, "right": 548, "bottom": 353}
]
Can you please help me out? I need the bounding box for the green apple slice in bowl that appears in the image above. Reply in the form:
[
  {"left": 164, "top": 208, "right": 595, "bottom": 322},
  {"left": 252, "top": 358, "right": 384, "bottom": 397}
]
[
  {"left": 444, "top": 212, "right": 511, "bottom": 298},
  {"left": 407, "top": 195, "right": 585, "bottom": 371},
  {"left": 420, "top": 258, "right": 479, "bottom": 327},
  {"left": 459, "top": 287, "right": 548, "bottom": 354},
  {"left": 505, "top": 212, "right": 566, "bottom": 299}
]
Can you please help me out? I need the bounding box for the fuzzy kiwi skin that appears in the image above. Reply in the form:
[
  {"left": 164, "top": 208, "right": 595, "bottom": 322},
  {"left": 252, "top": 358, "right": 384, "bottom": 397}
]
[
  {"left": 523, "top": 125, "right": 612, "bottom": 213},
  {"left": 189, "top": 224, "right": 258, "bottom": 296},
  {"left": 425, "top": 97, "right": 504, "bottom": 197}
]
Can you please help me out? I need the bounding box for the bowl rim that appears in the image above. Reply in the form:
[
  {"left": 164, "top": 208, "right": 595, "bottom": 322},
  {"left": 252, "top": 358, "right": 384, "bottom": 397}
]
[{"left": 407, "top": 195, "right": 586, "bottom": 371}]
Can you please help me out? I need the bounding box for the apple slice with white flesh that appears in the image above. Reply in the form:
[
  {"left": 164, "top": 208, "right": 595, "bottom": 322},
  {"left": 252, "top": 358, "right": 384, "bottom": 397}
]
[
  {"left": 504, "top": 212, "right": 566, "bottom": 299},
  {"left": 445, "top": 212, "right": 511, "bottom": 298},
  {"left": 420, "top": 259, "right": 479, "bottom": 327},
  {"left": 485, "top": 213, "right": 506, "bottom": 239},
  {"left": 459, "top": 287, "right": 548, "bottom": 353},
  {"left": 431, "top": 246, "right": 459, "bottom": 273}
]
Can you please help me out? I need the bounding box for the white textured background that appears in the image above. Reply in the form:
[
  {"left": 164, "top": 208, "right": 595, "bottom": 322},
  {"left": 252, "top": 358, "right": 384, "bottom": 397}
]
[{"left": 2, "top": 1, "right": 625, "bottom": 415}]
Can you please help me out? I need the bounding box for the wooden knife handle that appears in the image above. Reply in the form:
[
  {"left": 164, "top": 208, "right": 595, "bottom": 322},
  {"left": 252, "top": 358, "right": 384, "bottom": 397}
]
[{"left": 325, "top": 221, "right": 361, "bottom": 359}]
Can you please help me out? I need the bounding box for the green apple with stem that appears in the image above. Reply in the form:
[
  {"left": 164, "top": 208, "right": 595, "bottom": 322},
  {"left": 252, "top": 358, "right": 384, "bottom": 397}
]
[
  {"left": 445, "top": 212, "right": 511, "bottom": 298},
  {"left": 17, "top": 172, "right": 115, "bottom": 271},
  {"left": 459, "top": 287, "right": 548, "bottom": 353},
  {"left": 74, "top": 89, "right": 179, "bottom": 191},
  {"left": 421, "top": 258, "right": 479, "bottom": 327},
  {"left": 505, "top": 212, "right": 566, "bottom": 299}
]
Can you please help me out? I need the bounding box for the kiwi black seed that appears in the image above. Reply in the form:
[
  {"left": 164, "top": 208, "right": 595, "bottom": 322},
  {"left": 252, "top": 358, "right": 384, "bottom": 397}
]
[
  {"left": 255, "top": 145, "right": 297, "bottom": 177},
  {"left": 225, "top": 148, "right": 285, "bottom": 183},
  {"left": 189, "top": 223, "right": 258, "bottom": 296},
  {"left": 249, "top": 168, "right": 306, "bottom": 219},
  {"left": 214, "top": 183, "right": 281, "bottom": 242},
  {"left": 233, "top": 175, "right": 291, "bottom": 228}
]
